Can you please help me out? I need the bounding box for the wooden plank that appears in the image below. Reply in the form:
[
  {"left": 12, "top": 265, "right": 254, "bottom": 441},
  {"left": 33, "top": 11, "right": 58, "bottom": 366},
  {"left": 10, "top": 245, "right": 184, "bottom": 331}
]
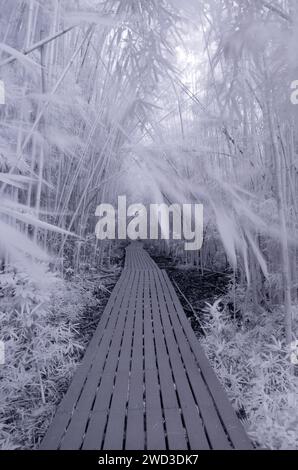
[
  {"left": 59, "top": 270, "right": 136, "bottom": 450},
  {"left": 149, "top": 272, "right": 188, "bottom": 450},
  {"left": 157, "top": 270, "right": 231, "bottom": 449},
  {"left": 149, "top": 270, "right": 210, "bottom": 450},
  {"left": 163, "top": 409, "right": 188, "bottom": 450},
  {"left": 60, "top": 269, "right": 130, "bottom": 412},
  {"left": 126, "top": 271, "right": 145, "bottom": 449},
  {"left": 126, "top": 409, "right": 145, "bottom": 450},
  {"left": 81, "top": 271, "right": 137, "bottom": 450},
  {"left": 39, "top": 412, "right": 71, "bottom": 450},
  {"left": 161, "top": 270, "right": 253, "bottom": 450},
  {"left": 80, "top": 411, "right": 107, "bottom": 450},
  {"left": 40, "top": 270, "right": 131, "bottom": 450},
  {"left": 103, "top": 271, "right": 140, "bottom": 450},
  {"left": 143, "top": 270, "right": 166, "bottom": 450}
]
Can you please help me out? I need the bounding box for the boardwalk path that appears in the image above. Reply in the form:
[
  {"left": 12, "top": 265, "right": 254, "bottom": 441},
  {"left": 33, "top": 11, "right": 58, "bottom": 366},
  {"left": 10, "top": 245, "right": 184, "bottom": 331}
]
[{"left": 41, "top": 243, "right": 252, "bottom": 450}]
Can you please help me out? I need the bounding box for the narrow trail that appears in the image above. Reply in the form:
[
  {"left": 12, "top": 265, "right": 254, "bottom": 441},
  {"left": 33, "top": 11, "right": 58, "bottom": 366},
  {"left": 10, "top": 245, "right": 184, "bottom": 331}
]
[{"left": 40, "top": 242, "right": 252, "bottom": 450}]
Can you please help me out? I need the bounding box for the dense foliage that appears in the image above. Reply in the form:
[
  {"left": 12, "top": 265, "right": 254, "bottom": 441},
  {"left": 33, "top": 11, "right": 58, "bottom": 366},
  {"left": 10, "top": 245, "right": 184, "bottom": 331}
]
[{"left": 1, "top": 0, "right": 298, "bottom": 449}]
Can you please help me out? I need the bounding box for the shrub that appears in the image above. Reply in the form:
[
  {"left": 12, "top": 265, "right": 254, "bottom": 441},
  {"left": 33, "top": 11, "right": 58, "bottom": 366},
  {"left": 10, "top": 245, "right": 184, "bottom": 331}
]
[
  {"left": 201, "top": 286, "right": 298, "bottom": 450},
  {"left": 0, "top": 267, "right": 99, "bottom": 449}
]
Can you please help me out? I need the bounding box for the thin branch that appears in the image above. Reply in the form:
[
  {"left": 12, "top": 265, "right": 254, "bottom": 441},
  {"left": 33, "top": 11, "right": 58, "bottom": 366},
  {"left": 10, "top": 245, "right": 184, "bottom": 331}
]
[
  {"left": 260, "top": 0, "right": 292, "bottom": 23},
  {"left": 0, "top": 25, "right": 77, "bottom": 68},
  {"left": 0, "top": 25, "right": 95, "bottom": 195}
]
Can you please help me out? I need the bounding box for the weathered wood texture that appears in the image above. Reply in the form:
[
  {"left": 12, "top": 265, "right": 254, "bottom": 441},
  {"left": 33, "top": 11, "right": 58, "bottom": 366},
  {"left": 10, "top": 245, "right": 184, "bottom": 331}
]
[{"left": 40, "top": 242, "right": 252, "bottom": 450}]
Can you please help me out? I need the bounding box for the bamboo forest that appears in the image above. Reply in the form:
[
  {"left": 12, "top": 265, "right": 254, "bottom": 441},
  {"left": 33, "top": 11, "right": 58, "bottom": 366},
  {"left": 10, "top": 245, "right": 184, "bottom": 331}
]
[{"left": 1, "top": 0, "right": 298, "bottom": 452}]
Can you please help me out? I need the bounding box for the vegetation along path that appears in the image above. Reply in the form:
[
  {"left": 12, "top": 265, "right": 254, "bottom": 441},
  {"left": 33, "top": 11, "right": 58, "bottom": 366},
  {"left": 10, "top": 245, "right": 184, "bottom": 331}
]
[{"left": 40, "top": 242, "right": 252, "bottom": 450}]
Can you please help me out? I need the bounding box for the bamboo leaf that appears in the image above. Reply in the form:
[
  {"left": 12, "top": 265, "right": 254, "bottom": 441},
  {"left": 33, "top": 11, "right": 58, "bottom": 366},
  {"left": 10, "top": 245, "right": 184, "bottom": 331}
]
[
  {"left": 0, "top": 43, "right": 42, "bottom": 71},
  {"left": 0, "top": 221, "right": 49, "bottom": 261},
  {"left": 0, "top": 206, "right": 81, "bottom": 239},
  {"left": 64, "top": 12, "right": 118, "bottom": 27},
  {"left": 213, "top": 206, "right": 237, "bottom": 268}
]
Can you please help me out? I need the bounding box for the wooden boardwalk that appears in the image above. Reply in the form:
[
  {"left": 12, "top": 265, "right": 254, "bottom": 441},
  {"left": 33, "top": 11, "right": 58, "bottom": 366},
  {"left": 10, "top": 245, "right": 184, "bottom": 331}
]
[{"left": 40, "top": 242, "right": 252, "bottom": 450}]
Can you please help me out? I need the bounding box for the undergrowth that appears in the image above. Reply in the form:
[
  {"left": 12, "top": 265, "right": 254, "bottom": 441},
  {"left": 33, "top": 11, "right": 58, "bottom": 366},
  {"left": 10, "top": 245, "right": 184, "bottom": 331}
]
[
  {"left": 0, "top": 265, "right": 119, "bottom": 450},
  {"left": 201, "top": 283, "right": 298, "bottom": 450}
]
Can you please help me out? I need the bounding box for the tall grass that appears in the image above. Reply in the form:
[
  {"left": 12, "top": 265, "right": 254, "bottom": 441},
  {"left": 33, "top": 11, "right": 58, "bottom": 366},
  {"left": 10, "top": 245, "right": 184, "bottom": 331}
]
[{"left": 1, "top": 0, "right": 298, "bottom": 449}]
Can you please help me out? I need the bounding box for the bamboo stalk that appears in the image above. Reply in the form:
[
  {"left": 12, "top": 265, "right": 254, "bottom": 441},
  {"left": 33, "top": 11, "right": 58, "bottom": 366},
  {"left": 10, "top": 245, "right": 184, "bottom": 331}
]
[
  {"left": 0, "top": 25, "right": 94, "bottom": 195},
  {"left": 264, "top": 58, "right": 293, "bottom": 347},
  {"left": 0, "top": 25, "right": 77, "bottom": 68}
]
